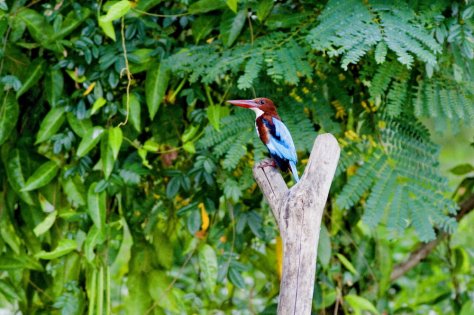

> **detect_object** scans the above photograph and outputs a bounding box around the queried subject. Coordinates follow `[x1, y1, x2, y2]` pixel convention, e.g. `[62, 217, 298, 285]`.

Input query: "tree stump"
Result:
[252, 133, 340, 315]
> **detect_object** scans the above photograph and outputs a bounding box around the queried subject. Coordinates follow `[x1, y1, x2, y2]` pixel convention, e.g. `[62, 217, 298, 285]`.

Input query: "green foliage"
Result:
[0, 0, 473, 314]
[307, 0, 442, 69]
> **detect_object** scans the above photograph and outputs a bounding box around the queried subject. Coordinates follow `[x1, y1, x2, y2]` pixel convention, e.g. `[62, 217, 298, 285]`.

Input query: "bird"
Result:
[227, 97, 299, 182]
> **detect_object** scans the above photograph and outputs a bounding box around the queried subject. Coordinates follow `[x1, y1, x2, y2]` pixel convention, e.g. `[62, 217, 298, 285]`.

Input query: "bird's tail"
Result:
[289, 161, 299, 183]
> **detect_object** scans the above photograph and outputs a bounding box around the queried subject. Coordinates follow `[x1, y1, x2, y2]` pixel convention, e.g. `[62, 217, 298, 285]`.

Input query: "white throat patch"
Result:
[250, 107, 264, 118]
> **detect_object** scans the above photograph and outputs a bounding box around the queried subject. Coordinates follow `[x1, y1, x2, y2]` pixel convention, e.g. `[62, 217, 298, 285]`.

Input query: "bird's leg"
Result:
[258, 159, 277, 169]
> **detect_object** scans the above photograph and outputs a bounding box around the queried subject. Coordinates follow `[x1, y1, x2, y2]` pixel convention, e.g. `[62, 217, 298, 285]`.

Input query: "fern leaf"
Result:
[237, 54, 263, 90]
[409, 197, 436, 242]
[336, 153, 387, 210]
[307, 0, 441, 69]
[363, 165, 396, 228]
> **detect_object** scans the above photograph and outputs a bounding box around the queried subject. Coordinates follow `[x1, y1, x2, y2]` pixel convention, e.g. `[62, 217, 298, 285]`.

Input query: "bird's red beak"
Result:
[226, 99, 257, 109]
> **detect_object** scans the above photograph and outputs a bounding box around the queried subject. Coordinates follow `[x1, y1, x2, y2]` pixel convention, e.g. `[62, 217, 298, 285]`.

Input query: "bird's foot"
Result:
[258, 160, 277, 169]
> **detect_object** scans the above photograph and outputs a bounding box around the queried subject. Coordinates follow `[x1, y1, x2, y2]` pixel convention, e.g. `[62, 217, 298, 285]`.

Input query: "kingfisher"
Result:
[227, 98, 299, 182]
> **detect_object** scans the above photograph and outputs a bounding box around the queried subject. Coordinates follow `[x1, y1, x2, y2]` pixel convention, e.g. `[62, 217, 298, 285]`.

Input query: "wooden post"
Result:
[253, 133, 340, 315]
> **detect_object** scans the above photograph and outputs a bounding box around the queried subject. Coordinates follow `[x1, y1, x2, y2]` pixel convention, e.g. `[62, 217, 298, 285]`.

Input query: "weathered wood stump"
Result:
[253, 133, 340, 315]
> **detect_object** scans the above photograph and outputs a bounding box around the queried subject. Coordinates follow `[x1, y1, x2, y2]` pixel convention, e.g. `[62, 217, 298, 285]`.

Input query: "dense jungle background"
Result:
[0, 0, 473, 314]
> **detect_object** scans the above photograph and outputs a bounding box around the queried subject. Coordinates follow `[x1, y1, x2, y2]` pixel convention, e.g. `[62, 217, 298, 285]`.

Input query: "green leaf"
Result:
[183, 141, 196, 153]
[345, 294, 380, 315]
[207, 105, 223, 130]
[84, 226, 103, 262]
[39, 193, 55, 213]
[101, 0, 132, 22]
[148, 271, 181, 312]
[51, 7, 91, 41]
[125, 273, 153, 314]
[0, 91, 19, 146]
[0, 279, 22, 302]
[33, 211, 57, 236]
[0, 254, 42, 270]
[187, 210, 201, 234]
[67, 113, 93, 138]
[4, 149, 35, 205]
[145, 62, 170, 120]
[44, 69, 64, 107]
[143, 139, 159, 152]
[192, 16, 218, 43]
[99, 19, 115, 41]
[35, 239, 77, 260]
[87, 182, 106, 235]
[257, 0, 274, 22]
[100, 134, 115, 179]
[374, 41, 387, 64]
[62, 176, 86, 207]
[98, 0, 131, 40]
[17, 9, 55, 49]
[166, 176, 181, 199]
[35, 107, 66, 144]
[153, 230, 174, 269]
[317, 225, 331, 268]
[127, 92, 141, 132]
[108, 127, 123, 160]
[189, 0, 226, 14]
[228, 267, 245, 289]
[76, 126, 104, 157]
[21, 161, 59, 192]
[220, 9, 246, 47]
[449, 163, 474, 175]
[0, 216, 22, 254]
[198, 244, 218, 295]
[91, 97, 107, 115]
[16, 59, 46, 98]
[460, 300, 474, 315]
[226, 0, 237, 13]
[336, 253, 358, 275]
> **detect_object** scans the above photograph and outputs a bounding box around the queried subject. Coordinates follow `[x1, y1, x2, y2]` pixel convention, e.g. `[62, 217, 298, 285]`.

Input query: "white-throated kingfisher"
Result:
[227, 98, 299, 182]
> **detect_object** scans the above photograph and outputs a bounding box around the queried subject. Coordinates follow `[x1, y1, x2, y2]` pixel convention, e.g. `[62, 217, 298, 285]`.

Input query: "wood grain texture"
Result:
[253, 133, 340, 315]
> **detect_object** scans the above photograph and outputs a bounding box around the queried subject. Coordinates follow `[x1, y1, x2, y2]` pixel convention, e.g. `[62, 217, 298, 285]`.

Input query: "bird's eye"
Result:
[259, 99, 265, 105]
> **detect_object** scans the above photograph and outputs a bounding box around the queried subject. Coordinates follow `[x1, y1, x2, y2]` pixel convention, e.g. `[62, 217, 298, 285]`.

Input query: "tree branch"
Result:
[390, 193, 474, 281]
[253, 133, 340, 315]
[252, 160, 288, 227]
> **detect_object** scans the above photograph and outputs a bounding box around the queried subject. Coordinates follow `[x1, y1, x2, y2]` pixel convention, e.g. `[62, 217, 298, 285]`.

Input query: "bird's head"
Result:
[226, 97, 278, 117]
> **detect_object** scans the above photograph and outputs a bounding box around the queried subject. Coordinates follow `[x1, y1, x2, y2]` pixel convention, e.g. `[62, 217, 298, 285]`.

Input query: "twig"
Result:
[118, 17, 131, 128]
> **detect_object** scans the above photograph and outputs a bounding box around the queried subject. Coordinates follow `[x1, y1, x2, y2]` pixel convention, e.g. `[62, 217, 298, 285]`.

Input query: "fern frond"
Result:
[386, 185, 409, 236]
[336, 152, 387, 210]
[265, 40, 312, 85]
[337, 115, 457, 241]
[363, 165, 396, 228]
[411, 78, 474, 132]
[307, 0, 441, 69]
[237, 54, 263, 90]
[409, 197, 436, 242]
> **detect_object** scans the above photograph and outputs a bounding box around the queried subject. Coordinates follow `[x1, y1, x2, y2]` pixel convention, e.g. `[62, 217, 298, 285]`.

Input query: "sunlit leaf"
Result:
[87, 182, 107, 235]
[108, 127, 123, 160]
[199, 244, 218, 294]
[21, 161, 59, 192]
[336, 253, 358, 275]
[35, 239, 77, 260]
[145, 62, 170, 120]
[76, 126, 104, 157]
[0, 92, 19, 146]
[35, 107, 66, 144]
[33, 211, 57, 236]
[345, 294, 380, 315]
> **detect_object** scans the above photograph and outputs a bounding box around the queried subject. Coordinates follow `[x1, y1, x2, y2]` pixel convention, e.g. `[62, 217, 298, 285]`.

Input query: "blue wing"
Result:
[264, 117, 298, 164]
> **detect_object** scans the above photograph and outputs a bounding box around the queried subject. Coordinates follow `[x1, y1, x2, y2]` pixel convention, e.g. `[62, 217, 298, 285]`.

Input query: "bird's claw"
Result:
[258, 160, 277, 169]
